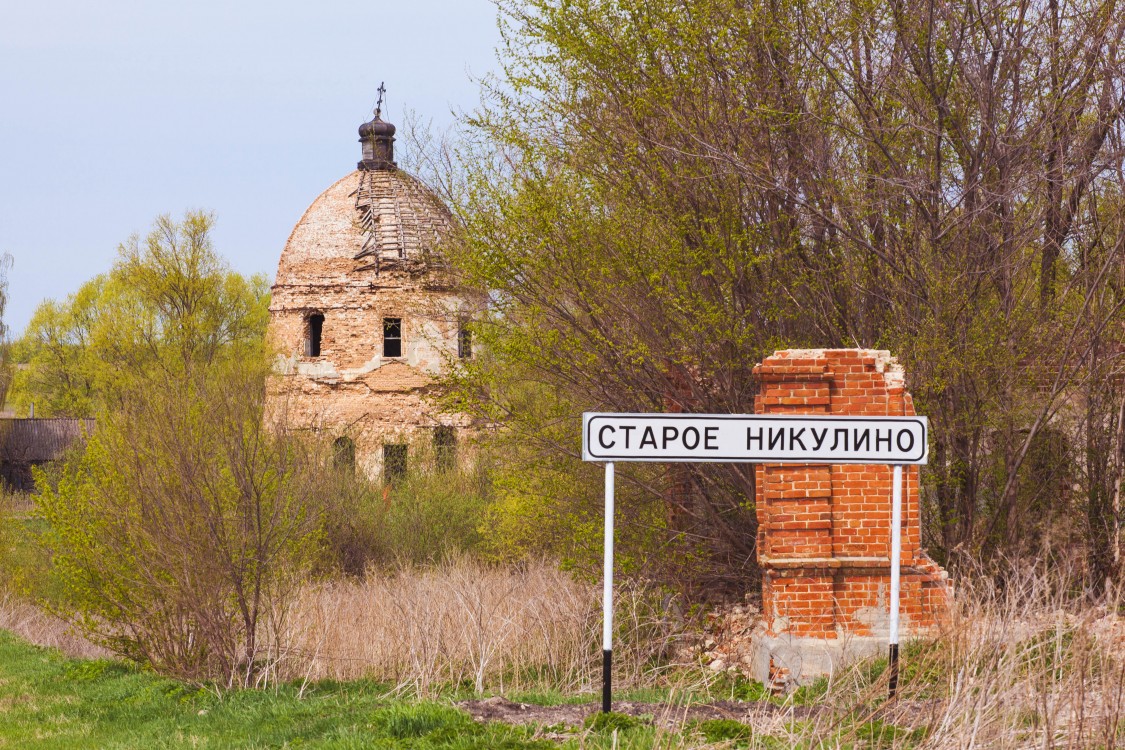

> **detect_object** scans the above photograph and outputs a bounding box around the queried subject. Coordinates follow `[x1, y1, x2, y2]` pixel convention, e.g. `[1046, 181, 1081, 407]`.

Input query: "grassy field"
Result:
[7, 488, 1125, 749]
[0, 628, 556, 749]
[1, 629, 835, 749]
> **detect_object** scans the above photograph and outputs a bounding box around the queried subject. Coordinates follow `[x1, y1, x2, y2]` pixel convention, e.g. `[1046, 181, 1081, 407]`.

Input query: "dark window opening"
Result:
[383, 318, 402, 358]
[305, 313, 324, 357]
[458, 324, 472, 359]
[383, 444, 407, 483]
[333, 436, 355, 474]
[434, 426, 457, 472]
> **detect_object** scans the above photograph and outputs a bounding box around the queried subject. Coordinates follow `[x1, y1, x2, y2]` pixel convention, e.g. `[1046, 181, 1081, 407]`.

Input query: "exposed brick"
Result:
[755, 349, 951, 638]
[265, 168, 480, 476]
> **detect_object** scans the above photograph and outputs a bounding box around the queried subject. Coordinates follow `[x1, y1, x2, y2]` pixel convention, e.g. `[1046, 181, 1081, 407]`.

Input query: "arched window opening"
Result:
[434, 426, 457, 472]
[333, 436, 355, 474]
[383, 318, 402, 358]
[304, 313, 324, 357]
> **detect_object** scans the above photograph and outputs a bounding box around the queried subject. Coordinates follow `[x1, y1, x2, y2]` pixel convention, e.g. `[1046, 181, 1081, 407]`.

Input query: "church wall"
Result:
[264, 118, 475, 481]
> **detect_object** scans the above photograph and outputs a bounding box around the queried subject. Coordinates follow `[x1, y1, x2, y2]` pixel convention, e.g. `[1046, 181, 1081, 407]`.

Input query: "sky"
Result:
[0, 0, 503, 338]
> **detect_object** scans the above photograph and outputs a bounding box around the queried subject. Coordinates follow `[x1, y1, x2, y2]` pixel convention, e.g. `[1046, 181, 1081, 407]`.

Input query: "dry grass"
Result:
[275, 556, 681, 695]
[0, 594, 109, 660]
[9, 535, 1125, 747]
[758, 560, 1125, 749]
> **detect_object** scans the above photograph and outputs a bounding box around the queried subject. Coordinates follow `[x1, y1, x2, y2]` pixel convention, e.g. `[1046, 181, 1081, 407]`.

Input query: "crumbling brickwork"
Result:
[753, 349, 950, 639]
[266, 132, 477, 476]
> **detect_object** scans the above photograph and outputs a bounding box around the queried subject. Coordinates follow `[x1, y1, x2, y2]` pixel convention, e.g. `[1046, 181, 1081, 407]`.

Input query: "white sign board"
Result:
[583, 410, 928, 708]
[583, 413, 928, 465]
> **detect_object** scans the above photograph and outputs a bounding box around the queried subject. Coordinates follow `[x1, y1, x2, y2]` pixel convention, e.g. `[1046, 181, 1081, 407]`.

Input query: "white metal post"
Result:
[888, 463, 903, 697]
[602, 461, 615, 712]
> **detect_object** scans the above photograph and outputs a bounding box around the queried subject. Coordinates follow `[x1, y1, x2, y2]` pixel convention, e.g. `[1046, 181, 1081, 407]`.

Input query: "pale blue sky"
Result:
[0, 0, 502, 337]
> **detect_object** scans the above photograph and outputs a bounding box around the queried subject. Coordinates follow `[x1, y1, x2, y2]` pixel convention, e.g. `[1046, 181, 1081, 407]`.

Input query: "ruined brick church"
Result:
[266, 99, 475, 478]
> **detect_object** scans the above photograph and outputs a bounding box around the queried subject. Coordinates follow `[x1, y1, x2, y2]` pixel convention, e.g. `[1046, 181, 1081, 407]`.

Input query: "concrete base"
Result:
[748, 630, 891, 686]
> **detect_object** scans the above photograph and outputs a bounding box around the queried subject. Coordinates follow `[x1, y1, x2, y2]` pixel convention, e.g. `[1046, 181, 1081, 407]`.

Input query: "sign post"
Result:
[602, 462, 615, 713]
[888, 463, 903, 695]
[583, 413, 927, 709]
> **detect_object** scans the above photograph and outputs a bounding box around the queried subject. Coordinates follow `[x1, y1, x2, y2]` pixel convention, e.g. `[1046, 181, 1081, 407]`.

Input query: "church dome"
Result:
[274, 92, 455, 292]
[265, 95, 475, 474]
[274, 166, 452, 290]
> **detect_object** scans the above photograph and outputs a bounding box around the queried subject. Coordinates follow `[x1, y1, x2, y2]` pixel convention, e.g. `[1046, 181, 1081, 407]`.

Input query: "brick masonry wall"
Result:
[753, 349, 950, 639]
[264, 169, 479, 476]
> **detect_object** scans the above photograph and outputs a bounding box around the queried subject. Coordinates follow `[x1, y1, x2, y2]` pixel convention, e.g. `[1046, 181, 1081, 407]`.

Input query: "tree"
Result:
[31, 213, 320, 686]
[0, 253, 12, 408]
[439, 0, 1125, 581]
[9, 212, 269, 417]
[37, 355, 323, 686]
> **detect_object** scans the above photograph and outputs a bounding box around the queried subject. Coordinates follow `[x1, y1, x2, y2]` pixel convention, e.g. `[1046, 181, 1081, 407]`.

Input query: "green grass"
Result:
[0, 629, 784, 749]
[0, 630, 554, 749]
[0, 626, 940, 749]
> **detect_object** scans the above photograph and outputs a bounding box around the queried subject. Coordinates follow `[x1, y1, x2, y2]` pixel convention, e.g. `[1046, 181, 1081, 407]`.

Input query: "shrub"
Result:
[317, 438, 492, 574]
[36, 357, 323, 687]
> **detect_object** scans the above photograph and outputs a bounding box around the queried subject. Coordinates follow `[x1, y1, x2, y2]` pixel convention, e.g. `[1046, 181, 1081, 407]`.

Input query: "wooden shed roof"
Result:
[0, 418, 95, 463]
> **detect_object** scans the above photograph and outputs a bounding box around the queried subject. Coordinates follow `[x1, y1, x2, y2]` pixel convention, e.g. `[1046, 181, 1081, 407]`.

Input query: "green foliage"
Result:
[435, 0, 1125, 576]
[0, 630, 556, 749]
[0, 490, 55, 600]
[317, 440, 493, 574]
[35, 354, 324, 685]
[8, 211, 269, 417]
[25, 213, 316, 686]
[473, 414, 675, 580]
[0, 489, 15, 593]
[584, 711, 645, 733]
[694, 718, 754, 745]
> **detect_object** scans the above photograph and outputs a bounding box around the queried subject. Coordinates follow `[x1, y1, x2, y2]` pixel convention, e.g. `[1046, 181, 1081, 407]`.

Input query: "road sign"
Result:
[583, 413, 928, 465]
[583, 412, 927, 710]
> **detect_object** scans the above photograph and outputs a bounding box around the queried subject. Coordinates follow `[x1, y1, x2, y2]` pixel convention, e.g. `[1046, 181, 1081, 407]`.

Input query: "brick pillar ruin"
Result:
[750, 349, 950, 680]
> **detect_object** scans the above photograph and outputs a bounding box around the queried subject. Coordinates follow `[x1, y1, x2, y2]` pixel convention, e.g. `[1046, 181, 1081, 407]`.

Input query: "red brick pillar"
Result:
[753, 350, 949, 640]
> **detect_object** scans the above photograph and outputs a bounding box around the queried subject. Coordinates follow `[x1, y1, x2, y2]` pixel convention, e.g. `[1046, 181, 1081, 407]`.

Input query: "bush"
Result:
[317, 439, 492, 575]
[36, 357, 323, 686]
[0, 487, 52, 598]
[0, 488, 15, 593]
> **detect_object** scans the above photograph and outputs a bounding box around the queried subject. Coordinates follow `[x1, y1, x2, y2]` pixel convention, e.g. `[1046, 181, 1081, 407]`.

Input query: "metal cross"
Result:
[375, 82, 386, 118]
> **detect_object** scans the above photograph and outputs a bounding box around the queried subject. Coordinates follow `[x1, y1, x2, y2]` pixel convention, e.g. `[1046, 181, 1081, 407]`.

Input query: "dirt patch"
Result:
[458, 695, 820, 732]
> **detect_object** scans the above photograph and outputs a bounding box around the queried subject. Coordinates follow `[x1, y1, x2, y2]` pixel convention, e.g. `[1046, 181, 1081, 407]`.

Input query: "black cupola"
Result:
[358, 83, 396, 171]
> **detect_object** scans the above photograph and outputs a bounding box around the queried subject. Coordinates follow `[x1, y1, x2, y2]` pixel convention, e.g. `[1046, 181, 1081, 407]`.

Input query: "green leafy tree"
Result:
[37, 355, 323, 686]
[28, 213, 323, 686]
[436, 0, 1125, 580]
[9, 212, 269, 417]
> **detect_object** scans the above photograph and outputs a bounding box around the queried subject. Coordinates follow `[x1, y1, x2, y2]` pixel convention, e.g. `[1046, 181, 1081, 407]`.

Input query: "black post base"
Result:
[888, 643, 900, 698]
[602, 649, 612, 713]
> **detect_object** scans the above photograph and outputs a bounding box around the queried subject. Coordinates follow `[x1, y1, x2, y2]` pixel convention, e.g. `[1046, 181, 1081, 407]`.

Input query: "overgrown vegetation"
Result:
[10, 214, 317, 687]
[4, 2, 1125, 746]
[420, 0, 1125, 587]
[317, 443, 493, 575]
[7, 559, 1125, 747]
[36, 359, 324, 687]
[8, 212, 269, 418]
